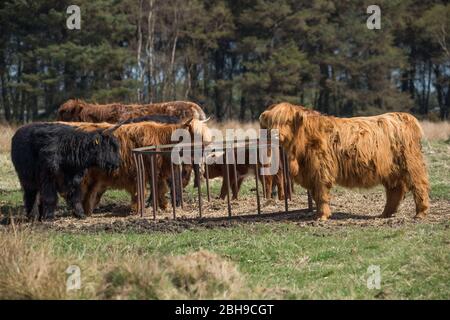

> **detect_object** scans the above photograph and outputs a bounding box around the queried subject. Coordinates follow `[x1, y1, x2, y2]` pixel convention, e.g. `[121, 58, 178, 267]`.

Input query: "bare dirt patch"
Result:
[3, 188, 449, 233]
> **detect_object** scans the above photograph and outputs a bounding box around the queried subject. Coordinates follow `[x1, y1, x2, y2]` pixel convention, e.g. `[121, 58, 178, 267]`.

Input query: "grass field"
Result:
[0, 122, 449, 300]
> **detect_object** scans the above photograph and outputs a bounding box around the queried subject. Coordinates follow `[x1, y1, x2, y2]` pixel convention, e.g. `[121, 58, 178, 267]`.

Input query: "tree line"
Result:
[0, 0, 449, 123]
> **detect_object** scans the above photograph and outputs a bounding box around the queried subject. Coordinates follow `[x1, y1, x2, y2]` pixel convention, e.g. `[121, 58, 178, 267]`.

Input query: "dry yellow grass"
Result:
[420, 120, 450, 141]
[0, 227, 252, 299]
[0, 123, 17, 153]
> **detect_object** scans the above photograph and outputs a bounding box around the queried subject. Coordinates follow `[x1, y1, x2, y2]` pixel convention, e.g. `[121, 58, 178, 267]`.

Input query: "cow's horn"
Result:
[200, 116, 211, 123]
[103, 119, 127, 134]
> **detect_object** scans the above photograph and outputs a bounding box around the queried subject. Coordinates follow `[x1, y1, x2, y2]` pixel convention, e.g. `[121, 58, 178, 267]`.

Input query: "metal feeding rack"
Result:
[132, 139, 313, 219]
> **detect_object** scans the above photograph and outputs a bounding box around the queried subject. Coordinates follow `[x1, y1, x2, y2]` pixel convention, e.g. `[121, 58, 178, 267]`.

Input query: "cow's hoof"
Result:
[74, 213, 86, 220]
[414, 213, 427, 220]
[316, 213, 330, 221]
[379, 212, 393, 219]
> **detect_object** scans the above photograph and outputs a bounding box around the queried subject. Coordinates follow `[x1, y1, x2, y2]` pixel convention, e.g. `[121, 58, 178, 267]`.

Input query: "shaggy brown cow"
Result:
[260, 102, 430, 221]
[60, 119, 211, 215]
[57, 99, 206, 122]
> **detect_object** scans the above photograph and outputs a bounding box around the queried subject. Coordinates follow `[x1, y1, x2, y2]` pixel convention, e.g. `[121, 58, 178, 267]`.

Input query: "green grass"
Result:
[43, 221, 450, 299]
[425, 140, 450, 199]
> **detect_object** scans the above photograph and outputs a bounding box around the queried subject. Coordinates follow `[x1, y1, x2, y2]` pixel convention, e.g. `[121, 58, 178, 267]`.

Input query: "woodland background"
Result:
[0, 0, 449, 122]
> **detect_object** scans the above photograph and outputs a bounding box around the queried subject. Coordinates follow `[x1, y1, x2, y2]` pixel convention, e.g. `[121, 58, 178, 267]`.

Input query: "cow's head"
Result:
[259, 103, 319, 148]
[57, 99, 85, 121]
[89, 127, 122, 171]
[181, 117, 212, 146]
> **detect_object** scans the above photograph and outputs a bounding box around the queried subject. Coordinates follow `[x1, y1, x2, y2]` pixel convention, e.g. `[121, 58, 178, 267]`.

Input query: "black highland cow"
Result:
[11, 123, 121, 220]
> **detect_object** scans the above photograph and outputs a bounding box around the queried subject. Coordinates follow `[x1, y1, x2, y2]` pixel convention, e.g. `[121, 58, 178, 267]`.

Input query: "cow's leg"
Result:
[311, 185, 332, 221]
[403, 153, 430, 219]
[94, 188, 106, 209]
[39, 174, 58, 220]
[157, 178, 169, 210]
[83, 182, 104, 216]
[193, 167, 199, 188]
[219, 178, 228, 200]
[64, 172, 86, 219]
[276, 172, 285, 200]
[23, 187, 38, 219]
[381, 183, 407, 218]
[263, 175, 273, 198]
[232, 176, 244, 200]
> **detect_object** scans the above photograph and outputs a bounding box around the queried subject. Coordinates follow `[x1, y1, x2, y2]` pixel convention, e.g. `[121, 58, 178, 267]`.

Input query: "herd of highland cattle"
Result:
[10, 99, 430, 221]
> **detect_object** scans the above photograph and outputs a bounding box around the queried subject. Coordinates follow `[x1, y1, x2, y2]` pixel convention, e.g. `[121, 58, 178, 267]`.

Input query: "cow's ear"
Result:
[93, 133, 101, 146]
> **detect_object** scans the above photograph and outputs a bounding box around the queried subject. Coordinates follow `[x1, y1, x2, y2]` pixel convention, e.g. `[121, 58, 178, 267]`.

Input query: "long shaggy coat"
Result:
[260, 102, 430, 220]
[61, 119, 211, 215]
[11, 123, 121, 220]
[57, 99, 207, 122]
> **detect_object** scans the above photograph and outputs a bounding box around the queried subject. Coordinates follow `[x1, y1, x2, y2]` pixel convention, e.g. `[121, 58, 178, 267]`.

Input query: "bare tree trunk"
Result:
[185, 62, 191, 99]
[169, 5, 179, 100]
[146, 0, 155, 103]
[136, 0, 144, 102]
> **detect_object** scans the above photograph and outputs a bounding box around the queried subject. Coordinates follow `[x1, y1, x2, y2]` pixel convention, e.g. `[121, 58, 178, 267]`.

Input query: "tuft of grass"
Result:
[0, 227, 71, 299]
[100, 250, 246, 299]
[0, 227, 253, 300]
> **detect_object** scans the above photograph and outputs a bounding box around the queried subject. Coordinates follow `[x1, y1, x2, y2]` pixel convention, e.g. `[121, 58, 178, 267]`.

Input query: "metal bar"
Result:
[170, 161, 176, 219]
[232, 142, 238, 199]
[194, 164, 203, 218]
[205, 156, 211, 202]
[150, 154, 157, 220]
[138, 154, 146, 217]
[255, 145, 261, 215]
[224, 150, 232, 217]
[178, 164, 184, 209]
[154, 152, 159, 211]
[284, 151, 292, 200]
[259, 140, 266, 198]
[132, 153, 142, 216]
[281, 147, 289, 213]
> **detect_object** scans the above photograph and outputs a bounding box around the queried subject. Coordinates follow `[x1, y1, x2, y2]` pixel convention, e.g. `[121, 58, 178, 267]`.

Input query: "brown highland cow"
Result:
[57, 99, 207, 123]
[60, 119, 211, 215]
[259, 102, 430, 221]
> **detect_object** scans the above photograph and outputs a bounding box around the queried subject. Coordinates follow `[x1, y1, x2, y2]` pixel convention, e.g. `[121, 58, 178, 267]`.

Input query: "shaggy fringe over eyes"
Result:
[190, 119, 212, 144]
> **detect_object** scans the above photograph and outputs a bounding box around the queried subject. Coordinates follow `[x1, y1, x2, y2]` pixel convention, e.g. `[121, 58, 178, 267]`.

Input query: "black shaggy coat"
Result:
[11, 123, 121, 220]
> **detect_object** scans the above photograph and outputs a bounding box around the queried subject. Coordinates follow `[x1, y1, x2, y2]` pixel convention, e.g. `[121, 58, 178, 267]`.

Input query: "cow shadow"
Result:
[174, 208, 374, 225]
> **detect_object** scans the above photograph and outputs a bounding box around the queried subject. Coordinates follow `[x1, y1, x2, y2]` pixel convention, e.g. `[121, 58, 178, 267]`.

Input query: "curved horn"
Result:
[200, 116, 211, 123]
[103, 119, 127, 134]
